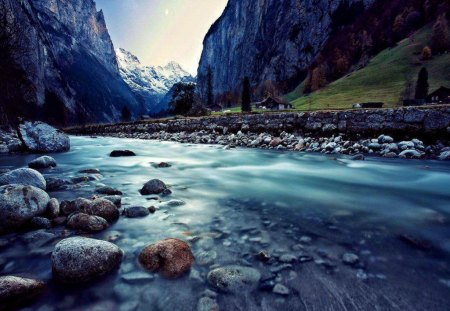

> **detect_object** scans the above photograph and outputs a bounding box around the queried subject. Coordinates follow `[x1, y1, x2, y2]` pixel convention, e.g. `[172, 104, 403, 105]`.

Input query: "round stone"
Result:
[52, 237, 123, 284]
[207, 265, 261, 293]
[0, 168, 46, 190]
[140, 179, 168, 195]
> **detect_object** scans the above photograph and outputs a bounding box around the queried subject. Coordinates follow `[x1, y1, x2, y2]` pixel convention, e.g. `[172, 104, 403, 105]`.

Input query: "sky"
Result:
[95, 0, 228, 75]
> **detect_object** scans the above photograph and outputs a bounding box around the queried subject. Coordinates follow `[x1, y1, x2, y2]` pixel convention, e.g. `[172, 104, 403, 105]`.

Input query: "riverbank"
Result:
[66, 106, 450, 160]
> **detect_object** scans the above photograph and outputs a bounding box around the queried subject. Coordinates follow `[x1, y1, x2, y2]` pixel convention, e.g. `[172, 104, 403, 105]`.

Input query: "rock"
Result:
[0, 276, 45, 310]
[52, 237, 123, 283]
[368, 142, 381, 150]
[67, 213, 109, 233]
[197, 297, 219, 311]
[45, 177, 71, 191]
[439, 151, 450, 160]
[79, 168, 101, 174]
[19, 121, 70, 153]
[0, 168, 46, 190]
[273, 283, 290, 296]
[140, 179, 168, 195]
[28, 156, 57, 169]
[383, 152, 397, 158]
[148, 206, 157, 214]
[256, 250, 271, 262]
[123, 206, 150, 218]
[95, 186, 123, 195]
[157, 162, 171, 168]
[207, 265, 261, 293]
[0, 185, 50, 233]
[60, 198, 91, 215]
[378, 135, 394, 144]
[110, 150, 136, 157]
[342, 253, 359, 265]
[71, 176, 90, 184]
[269, 137, 282, 147]
[156, 200, 186, 209]
[138, 238, 194, 278]
[101, 195, 122, 207]
[350, 154, 365, 161]
[30, 217, 52, 229]
[46, 198, 60, 218]
[86, 198, 120, 222]
[399, 149, 422, 158]
[279, 254, 297, 263]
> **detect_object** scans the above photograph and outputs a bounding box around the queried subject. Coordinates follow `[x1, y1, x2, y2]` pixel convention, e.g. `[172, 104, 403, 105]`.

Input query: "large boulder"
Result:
[0, 276, 45, 310]
[19, 121, 70, 153]
[0, 168, 46, 190]
[67, 213, 109, 233]
[138, 238, 194, 278]
[207, 266, 261, 293]
[52, 237, 123, 284]
[140, 179, 168, 195]
[28, 156, 57, 169]
[0, 184, 50, 233]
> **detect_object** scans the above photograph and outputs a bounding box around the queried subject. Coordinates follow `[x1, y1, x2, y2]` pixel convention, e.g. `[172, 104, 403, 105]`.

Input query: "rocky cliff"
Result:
[1, 0, 139, 124]
[197, 0, 375, 104]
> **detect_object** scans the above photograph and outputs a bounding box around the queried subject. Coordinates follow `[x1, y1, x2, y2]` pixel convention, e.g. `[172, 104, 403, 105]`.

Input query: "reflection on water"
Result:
[1, 136, 450, 310]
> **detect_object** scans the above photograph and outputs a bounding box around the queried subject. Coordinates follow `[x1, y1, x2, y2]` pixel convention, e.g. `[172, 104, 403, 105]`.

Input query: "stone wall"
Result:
[67, 106, 450, 141]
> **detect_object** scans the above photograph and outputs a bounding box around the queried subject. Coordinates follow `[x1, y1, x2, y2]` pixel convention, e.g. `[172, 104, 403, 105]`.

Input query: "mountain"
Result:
[0, 0, 140, 124]
[116, 48, 195, 112]
[197, 0, 376, 105]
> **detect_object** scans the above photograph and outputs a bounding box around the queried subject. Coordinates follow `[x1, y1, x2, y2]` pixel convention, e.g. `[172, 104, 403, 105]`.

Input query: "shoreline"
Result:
[70, 131, 450, 161]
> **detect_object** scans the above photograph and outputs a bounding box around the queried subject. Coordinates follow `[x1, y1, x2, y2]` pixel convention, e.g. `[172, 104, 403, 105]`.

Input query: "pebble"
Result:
[342, 253, 360, 265]
[273, 283, 290, 296]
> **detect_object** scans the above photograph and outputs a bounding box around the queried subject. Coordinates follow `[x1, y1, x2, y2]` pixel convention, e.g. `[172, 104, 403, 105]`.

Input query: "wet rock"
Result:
[67, 213, 109, 233]
[256, 250, 271, 262]
[30, 217, 52, 229]
[197, 297, 219, 311]
[60, 198, 91, 215]
[79, 168, 101, 174]
[95, 186, 123, 195]
[378, 135, 394, 144]
[298, 235, 312, 244]
[439, 151, 450, 160]
[342, 253, 360, 265]
[123, 206, 150, 218]
[273, 283, 290, 296]
[0, 276, 45, 310]
[383, 152, 398, 158]
[157, 162, 171, 168]
[22, 230, 56, 247]
[156, 199, 186, 209]
[110, 150, 136, 157]
[28, 156, 57, 169]
[101, 195, 122, 207]
[196, 250, 217, 266]
[52, 237, 123, 283]
[138, 238, 194, 278]
[350, 154, 365, 161]
[0, 185, 50, 233]
[70, 176, 90, 184]
[207, 265, 261, 293]
[19, 121, 70, 153]
[140, 179, 168, 195]
[86, 198, 120, 222]
[399, 149, 422, 158]
[45, 177, 71, 192]
[269, 137, 282, 147]
[279, 254, 297, 263]
[148, 206, 157, 213]
[46, 198, 60, 219]
[0, 168, 46, 190]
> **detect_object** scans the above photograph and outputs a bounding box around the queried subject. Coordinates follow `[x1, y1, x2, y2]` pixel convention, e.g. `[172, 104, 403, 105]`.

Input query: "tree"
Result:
[431, 14, 450, 53]
[415, 67, 429, 100]
[169, 83, 196, 116]
[241, 77, 251, 112]
[206, 66, 214, 107]
[421, 46, 432, 60]
[121, 106, 131, 122]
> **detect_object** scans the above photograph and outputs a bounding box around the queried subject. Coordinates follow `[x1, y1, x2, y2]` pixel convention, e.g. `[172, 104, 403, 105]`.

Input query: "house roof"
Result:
[428, 86, 450, 97]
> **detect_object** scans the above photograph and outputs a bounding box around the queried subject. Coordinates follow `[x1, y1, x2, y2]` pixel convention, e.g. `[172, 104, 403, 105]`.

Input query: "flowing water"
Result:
[1, 136, 450, 310]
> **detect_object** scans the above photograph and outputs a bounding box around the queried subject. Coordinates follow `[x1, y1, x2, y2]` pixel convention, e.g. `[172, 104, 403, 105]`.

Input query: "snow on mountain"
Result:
[116, 48, 195, 111]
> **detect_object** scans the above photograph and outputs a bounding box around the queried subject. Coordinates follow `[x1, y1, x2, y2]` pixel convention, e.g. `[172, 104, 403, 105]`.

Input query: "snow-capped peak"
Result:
[116, 48, 194, 96]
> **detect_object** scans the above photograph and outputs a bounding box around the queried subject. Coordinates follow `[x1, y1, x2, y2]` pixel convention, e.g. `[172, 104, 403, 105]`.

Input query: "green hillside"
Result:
[288, 26, 450, 110]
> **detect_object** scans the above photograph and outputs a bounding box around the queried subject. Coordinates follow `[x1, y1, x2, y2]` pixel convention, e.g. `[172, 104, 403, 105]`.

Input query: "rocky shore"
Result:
[67, 106, 450, 160]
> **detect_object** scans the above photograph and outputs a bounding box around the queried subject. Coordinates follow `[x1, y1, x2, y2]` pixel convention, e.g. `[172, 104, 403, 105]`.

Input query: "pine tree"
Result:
[415, 67, 429, 100]
[431, 14, 450, 53]
[241, 77, 252, 113]
[121, 106, 131, 122]
[206, 66, 214, 107]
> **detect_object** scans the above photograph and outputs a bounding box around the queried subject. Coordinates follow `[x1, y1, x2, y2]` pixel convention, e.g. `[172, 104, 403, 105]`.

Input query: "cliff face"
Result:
[2, 0, 139, 123]
[197, 0, 375, 104]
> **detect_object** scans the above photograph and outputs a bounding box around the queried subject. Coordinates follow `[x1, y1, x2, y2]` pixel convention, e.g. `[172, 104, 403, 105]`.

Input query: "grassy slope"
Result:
[289, 26, 450, 110]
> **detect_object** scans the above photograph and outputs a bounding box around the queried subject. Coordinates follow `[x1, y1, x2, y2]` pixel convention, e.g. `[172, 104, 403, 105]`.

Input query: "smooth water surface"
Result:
[1, 136, 450, 310]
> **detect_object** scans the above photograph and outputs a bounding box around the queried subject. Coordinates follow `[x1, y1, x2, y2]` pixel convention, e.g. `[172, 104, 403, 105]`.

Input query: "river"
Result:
[1, 136, 450, 310]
